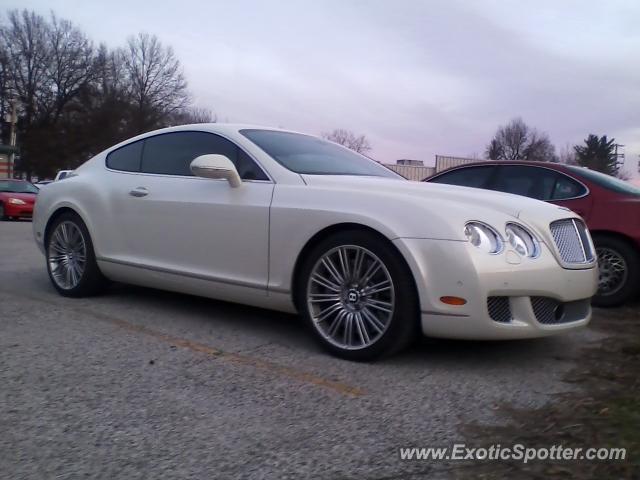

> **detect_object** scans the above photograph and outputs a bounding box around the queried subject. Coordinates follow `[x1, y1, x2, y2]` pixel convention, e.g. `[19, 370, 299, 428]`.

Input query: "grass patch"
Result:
[456, 301, 640, 479]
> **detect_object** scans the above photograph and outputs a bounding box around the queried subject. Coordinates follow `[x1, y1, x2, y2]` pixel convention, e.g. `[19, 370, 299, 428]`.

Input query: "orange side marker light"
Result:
[440, 296, 467, 306]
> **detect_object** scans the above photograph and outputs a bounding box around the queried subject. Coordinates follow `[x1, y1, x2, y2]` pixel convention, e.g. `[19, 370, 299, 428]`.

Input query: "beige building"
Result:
[383, 155, 478, 181]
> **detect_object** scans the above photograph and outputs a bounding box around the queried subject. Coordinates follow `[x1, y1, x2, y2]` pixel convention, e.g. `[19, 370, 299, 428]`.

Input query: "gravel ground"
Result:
[0, 221, 605, 479]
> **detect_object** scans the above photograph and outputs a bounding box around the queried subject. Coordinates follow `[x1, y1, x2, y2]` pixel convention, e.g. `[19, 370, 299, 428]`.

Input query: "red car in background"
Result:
[0, 179, 39, 220]
[425, 161, 640, 307]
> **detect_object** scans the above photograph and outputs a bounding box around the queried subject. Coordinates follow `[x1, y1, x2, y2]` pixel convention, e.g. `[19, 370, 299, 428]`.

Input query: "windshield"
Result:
[0, 180, 39, 194]
[566, 166, 640, 197]
[241, 129, 401, 178]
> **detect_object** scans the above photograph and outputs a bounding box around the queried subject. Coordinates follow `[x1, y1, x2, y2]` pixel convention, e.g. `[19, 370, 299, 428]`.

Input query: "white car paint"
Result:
[33, 124, 598, 341]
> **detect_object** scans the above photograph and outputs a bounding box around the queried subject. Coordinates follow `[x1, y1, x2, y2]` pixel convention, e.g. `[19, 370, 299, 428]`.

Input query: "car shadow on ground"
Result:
[102, 282, 590, 369]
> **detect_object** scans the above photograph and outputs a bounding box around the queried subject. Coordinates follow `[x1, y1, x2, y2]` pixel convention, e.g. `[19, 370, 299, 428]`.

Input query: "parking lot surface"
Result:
[1, 221, 603, 479]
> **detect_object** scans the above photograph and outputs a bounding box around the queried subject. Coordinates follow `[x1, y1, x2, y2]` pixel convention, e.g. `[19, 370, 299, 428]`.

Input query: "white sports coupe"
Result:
[33, 124, 598, 360]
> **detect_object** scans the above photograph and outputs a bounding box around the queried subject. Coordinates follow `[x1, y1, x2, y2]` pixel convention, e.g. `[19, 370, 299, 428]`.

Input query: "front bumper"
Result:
[393, 237, 598, 340]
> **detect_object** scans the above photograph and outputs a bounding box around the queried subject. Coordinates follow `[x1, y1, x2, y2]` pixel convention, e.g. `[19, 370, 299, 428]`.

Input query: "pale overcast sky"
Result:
[7, 0, 640, 171]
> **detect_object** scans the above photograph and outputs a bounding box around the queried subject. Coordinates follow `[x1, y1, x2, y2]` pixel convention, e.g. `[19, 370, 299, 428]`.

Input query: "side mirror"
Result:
[190, 154, 242, 188]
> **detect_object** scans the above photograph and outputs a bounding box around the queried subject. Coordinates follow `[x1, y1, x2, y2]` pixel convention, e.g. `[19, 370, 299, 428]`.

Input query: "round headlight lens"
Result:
[464, 222, 503, 254]
[505, 223, 540, 258]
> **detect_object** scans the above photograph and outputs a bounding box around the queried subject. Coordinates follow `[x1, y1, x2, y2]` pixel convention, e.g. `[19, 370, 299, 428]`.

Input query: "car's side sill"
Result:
[422, 310, 470, 318]
[97, 256, 267, 291]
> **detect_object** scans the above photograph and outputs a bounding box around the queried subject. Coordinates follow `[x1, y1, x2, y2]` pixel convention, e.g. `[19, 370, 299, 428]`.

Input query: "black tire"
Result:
[0, 203, 6, 220]
[46, 212, 107, 297]
[297, 230, 419, 361]
[592, 235, 640, 308]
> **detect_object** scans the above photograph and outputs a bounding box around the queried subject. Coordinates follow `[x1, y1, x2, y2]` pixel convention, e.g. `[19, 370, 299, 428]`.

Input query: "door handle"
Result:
[129, 187, 149, 197]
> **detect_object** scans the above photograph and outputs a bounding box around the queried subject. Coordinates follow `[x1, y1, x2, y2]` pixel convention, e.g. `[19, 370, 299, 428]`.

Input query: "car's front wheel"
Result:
[592, 235, 639, 307]
[46, 212, 106, 297]
[298, 230, 418, 361]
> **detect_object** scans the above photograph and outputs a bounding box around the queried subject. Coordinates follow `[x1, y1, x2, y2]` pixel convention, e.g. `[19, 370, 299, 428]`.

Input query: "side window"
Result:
[493, 166, 558, 201]
[552, 174, 587, 200]
[140, 131, 268, 180]
[106, 141, 144, 172]
[429, 166, 496, 188]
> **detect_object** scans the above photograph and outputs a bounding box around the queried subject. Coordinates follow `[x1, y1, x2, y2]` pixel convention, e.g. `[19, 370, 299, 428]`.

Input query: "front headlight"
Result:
[505, 223, 540, 258]
[8, 198, 26, 205]
[464, 222, 503, 254]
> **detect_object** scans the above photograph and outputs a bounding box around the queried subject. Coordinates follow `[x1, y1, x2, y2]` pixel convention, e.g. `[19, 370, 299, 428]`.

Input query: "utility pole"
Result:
[7, 99, 17, 178]
[613, 143, 625, 170]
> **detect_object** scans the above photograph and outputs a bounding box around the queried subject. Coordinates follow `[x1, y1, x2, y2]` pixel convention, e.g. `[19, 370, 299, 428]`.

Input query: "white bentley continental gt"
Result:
[33, 124, 599, 360]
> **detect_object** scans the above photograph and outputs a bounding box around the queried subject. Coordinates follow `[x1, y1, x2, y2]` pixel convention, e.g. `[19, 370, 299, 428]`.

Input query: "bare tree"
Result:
[170, 106, 217, 125]
[486, 138, 503, 160]
[524, 129, 557, 162]
[52, 44, 130, 168]
[0, 44, 10, 138]
[322, 128, 372, 154]
[46, 14, 95, 121]
[0, 10, 51, 127]
[0, 10, 208, 177]
[0, 10, 55, 176]
[121, 33, 188, 133]
[558, 143, 577, 165]
[485, 118, 556, 162]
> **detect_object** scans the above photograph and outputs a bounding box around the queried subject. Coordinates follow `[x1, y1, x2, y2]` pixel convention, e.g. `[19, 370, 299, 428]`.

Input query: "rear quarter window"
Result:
[552, 174, 587, 200]
[106, 141, 144, 172]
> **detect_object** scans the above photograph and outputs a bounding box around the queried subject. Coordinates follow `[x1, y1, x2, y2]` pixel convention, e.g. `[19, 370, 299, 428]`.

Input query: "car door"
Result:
[110, 130, 274, 291]
[490, 165, 593, 219]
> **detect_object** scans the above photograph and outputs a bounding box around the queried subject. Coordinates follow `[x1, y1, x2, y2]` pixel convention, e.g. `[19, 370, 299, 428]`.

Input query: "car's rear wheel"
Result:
[592, 235, 639, 307]
[46, 212, 106, 297]
[298, 230, 418, 361]
[0, 203, 6, 220]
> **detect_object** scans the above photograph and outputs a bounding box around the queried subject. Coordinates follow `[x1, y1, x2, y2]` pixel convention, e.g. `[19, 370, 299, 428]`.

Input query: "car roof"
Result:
[101, 123, 311, 157]
[426, 160, 576, 180]
[438, 160, 573, 170]
[134, 123, 303, 138]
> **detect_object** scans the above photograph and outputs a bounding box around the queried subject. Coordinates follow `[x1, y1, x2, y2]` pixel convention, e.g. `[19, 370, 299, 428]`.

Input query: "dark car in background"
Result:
[425, 161, 640, 307]
[0, 179, 39, 221]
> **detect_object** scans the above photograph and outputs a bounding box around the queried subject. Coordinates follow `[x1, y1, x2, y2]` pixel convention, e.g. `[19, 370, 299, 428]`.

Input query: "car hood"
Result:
[0, 192, 37, 203]
[302, 175, 553, 218]
[300, 175, 579, 242]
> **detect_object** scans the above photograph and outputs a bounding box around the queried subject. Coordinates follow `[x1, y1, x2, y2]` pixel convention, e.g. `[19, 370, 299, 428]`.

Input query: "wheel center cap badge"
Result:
[347, 290, 359, 303]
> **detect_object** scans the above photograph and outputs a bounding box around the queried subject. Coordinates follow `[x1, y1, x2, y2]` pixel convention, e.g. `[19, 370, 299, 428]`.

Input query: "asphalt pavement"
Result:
[0, 220, 603, 479]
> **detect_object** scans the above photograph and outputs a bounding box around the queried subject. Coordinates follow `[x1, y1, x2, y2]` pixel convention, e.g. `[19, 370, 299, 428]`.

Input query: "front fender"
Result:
[267, 184, 491, 295]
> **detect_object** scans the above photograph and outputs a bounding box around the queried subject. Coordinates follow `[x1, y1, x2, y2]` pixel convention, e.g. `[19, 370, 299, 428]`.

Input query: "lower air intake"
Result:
[487, 296, 511, 323]
[531, 297, 591, 325]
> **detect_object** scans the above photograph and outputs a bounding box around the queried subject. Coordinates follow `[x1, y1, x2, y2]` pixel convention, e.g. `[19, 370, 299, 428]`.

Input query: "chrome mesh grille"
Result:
[531, 297, 562, 324]
[531, 297, 591, 325]
[487, 296, 511, 323]
[550, 219, 594, 264]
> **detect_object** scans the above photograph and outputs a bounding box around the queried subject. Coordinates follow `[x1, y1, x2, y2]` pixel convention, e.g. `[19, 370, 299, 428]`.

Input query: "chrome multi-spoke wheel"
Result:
[306, 245, 395, 350]
[596, 246, 628, 296]
[48, 221, 87, 290]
